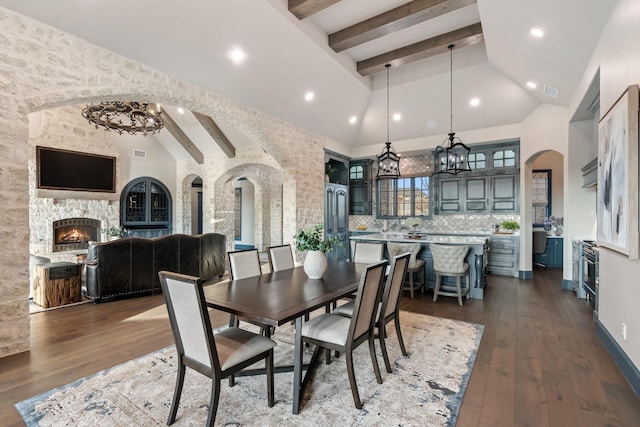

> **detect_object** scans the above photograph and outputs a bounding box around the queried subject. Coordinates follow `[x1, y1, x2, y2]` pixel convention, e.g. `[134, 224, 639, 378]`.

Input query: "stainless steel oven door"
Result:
[582, 255, 596, 298]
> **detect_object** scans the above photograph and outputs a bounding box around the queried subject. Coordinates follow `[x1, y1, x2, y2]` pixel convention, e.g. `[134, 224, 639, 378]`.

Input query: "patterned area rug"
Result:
[16, 311, 483, 426]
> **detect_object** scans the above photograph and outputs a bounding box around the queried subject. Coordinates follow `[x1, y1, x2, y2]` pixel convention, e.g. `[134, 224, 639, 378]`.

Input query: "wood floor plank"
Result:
[2, 269, 640, 427]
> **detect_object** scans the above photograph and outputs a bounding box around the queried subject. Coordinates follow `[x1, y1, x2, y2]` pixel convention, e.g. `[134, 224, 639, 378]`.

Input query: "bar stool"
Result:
[387, 242, 425, 298]
[430, 243, 470, 306]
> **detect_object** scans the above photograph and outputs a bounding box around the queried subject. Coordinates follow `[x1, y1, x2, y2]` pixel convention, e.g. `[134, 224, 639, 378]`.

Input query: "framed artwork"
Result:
[597, 84, 639, 259]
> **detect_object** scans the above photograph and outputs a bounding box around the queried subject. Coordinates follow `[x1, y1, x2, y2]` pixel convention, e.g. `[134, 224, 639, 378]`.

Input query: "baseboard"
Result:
[234, 244, 255, 250]
[561, 279, 573, 290]
[596, 320, 640, 398]
[520, 270, 533, 279]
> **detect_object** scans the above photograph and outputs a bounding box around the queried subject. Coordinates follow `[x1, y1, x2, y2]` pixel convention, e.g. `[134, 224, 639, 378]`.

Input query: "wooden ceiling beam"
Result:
[288, 0, 342, 20]
[193, 112, 236, 159]
[161, 110, 204, 164]
[356, 22, 483, 76]
[330, 0, 476, 52]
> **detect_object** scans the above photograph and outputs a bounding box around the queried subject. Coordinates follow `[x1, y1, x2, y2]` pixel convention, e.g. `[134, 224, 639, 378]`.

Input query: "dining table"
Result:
[203, 260, 366, 414]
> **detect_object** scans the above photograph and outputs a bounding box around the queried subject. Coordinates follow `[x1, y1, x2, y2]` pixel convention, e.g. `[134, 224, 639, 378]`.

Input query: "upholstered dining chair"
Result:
[333, 252, 411, 373]
[158, 271, 276, 427]
[300, 259, 388, 409]
[430, 243, 470, 306]
[267, 244, 295, 272]
[227, 248, 262, 280]
[227, 248, 269, 337]
[386, 242, 425, 298]
[352, 241, 385, 264]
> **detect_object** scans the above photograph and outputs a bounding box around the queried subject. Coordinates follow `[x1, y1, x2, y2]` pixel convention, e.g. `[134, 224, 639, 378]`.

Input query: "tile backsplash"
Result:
[349, 214, 520, 234]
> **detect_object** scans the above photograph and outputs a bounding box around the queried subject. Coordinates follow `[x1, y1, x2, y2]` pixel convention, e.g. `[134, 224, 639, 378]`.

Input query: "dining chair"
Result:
[430, 243, 470, 306]
[386, 242, 425, 298]
[533, 230, 548, 269]
[228, 248, 262, 280]
[352, 241, 385, 264]
[300, 259, 388, 409]
[333, 252, 411, 373]
[267, 244, 295, 272]
[227, 248, 269, 337]
[158, 271, 276, 427]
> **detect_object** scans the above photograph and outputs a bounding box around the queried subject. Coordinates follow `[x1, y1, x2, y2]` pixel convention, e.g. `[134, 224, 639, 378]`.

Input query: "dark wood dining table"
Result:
[203, 260, 365, 414]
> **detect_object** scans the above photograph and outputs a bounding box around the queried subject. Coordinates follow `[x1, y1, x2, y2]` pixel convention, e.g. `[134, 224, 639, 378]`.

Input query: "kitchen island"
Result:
[350, 232, 489, 300]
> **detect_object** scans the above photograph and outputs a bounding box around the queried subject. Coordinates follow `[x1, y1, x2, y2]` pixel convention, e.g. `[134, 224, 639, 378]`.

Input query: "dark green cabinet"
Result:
[325, 183, 349, 261]
[349, 160, 372, 215]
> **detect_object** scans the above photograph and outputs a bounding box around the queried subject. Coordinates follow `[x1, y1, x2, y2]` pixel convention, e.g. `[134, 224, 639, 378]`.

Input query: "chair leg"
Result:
[206, 378, 221, 427]
[378, 323, 392, 373]
[167, 361, 186, 425]
[433, 273, 440, 302]
[456, 275, 463, 306]
[346, 351, 363, 409]
[266, 350, 275, 407]
[368, 336, 383, 384]
[394, 313, 408, 356]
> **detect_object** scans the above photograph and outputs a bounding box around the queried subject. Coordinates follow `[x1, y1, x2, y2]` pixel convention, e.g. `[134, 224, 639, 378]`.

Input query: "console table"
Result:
[33, 262, 81, 308]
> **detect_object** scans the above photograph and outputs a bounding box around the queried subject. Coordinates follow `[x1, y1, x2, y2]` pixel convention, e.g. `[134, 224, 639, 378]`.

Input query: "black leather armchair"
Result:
[85, 233, 226, 302]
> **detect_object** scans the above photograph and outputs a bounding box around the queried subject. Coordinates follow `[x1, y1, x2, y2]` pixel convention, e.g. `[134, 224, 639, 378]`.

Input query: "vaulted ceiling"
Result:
[0, 0, 616, 161]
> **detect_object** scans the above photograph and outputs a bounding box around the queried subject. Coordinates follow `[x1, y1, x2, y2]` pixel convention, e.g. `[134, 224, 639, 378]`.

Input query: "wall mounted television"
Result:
[37, 146, 116, 193]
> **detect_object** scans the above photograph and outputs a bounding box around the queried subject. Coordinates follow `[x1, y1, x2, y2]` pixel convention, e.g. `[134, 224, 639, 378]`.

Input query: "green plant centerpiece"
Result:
[294, 224, 340, 279]
[102, 225, 124, 240]
[500, 220, 520, 233]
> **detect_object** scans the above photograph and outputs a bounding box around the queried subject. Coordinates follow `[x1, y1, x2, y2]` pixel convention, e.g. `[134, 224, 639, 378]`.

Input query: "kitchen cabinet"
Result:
[325, 183, 349, 261]
[534, 236, 563, 268]
[487, 236, 519, 277]
[437, 178, 462, 212]
[464, 176, 488, 211]
[490, 174, 519, 213]
[349, 160, 372, 215]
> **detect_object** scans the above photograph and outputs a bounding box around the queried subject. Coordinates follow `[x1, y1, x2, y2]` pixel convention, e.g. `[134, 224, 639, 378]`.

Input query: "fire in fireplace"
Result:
[52, 218, 101, 252]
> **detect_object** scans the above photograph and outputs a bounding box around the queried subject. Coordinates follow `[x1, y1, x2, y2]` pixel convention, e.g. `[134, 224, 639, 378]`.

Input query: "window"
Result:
[467, 152, 486, 170]
[532, 169, 551, 225]
[493, 149, 516, 168]
[377, 176, 430, 218]
[349, 165, 364, 180]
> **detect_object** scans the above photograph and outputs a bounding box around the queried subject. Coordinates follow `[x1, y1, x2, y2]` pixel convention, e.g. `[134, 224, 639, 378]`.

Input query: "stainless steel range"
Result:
[581, 239, 599, 319]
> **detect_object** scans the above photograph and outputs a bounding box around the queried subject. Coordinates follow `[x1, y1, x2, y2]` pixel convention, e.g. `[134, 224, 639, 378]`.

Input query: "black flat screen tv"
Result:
[37, 146, 116, 193]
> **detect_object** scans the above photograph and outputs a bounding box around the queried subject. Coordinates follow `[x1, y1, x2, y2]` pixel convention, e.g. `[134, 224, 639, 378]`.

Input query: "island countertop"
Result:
[349, 232, 488, 245]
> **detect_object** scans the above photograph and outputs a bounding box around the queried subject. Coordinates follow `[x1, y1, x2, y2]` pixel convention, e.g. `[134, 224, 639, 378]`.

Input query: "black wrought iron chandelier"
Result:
[81, 101, 164, 136]
[434, 44, 471, 175]
[377, 64, 401, 179]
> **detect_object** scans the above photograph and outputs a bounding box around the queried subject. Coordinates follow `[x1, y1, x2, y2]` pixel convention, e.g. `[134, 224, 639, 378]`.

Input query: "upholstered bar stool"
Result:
[387, 242, 425, 298]
[430, 243, 470, 306]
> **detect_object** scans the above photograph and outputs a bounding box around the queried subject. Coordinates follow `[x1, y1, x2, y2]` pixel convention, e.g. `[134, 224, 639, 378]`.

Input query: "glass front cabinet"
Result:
[121, 177, 172, 237]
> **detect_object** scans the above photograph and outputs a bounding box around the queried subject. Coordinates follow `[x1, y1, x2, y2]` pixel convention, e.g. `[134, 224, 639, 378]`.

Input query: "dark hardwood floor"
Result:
[1, 269, 639, 426]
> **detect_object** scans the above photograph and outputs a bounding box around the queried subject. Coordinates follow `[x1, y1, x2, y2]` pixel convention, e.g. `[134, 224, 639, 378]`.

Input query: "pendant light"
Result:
[377, 64, 401, 179]
[434, 44, 471, 175]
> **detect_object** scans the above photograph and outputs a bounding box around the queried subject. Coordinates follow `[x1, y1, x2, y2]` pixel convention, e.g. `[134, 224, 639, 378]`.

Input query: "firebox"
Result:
[52, 218, 101, 252]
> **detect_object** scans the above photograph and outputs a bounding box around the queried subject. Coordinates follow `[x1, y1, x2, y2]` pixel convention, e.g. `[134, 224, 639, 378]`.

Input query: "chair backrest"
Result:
[380, 252, 411, 320]
[533, 230, 547, 254]
[228, 249, 261, 280]
[349, 260, 388, 341]
[430, 243, 469, 273]
[268, 244, 295, 272]
[387, 242, 421, 268]
[158, 271, 218, 372]
[353, 242, 385, 264]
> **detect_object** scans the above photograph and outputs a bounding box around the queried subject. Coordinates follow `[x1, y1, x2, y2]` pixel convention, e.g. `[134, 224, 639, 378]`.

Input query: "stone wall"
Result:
[0, 8, 324, 358]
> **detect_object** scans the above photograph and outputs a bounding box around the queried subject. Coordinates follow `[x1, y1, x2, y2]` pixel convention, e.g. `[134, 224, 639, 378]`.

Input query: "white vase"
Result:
[303, 250, 328, 279]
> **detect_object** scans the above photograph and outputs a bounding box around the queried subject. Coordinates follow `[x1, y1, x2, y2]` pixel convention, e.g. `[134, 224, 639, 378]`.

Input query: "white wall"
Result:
[571, 0, 640, 373]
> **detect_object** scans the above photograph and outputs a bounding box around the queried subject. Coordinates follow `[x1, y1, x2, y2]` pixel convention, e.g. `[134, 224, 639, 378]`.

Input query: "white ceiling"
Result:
[0, 0, 616, 160]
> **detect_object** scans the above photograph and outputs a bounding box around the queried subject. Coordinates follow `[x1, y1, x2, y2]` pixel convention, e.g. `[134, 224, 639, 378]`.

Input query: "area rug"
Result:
[16, 311, 483, 426]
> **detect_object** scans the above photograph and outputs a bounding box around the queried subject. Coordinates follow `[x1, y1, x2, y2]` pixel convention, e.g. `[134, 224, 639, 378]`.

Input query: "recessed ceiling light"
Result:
[177, 107, 185, 114]
[530, 28, 544, 38]
[304, 92, 315, 102]
[393, 113, 402, 121]
[526, 81, 537, 89]
[228, 47, 247, 64]
[469, 98, 480, 107]
[349, 116, 357, 124]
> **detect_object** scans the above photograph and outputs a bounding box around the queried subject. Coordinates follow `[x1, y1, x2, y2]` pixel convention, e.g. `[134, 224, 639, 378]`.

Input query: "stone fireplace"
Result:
[52, 218, 101, 252]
